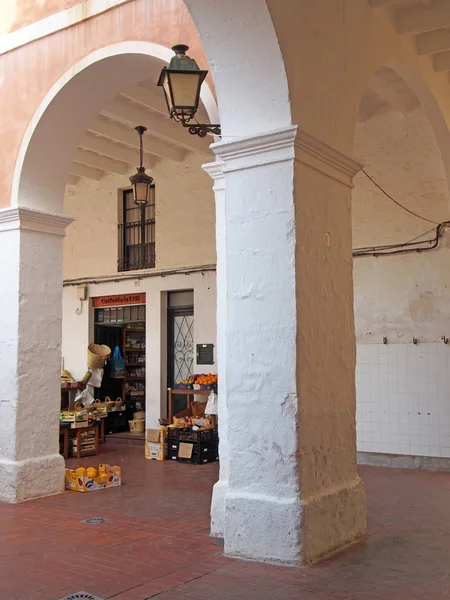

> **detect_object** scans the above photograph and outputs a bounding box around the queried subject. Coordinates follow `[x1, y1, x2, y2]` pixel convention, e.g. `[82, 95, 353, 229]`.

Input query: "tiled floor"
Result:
[1, 443, 450, 600]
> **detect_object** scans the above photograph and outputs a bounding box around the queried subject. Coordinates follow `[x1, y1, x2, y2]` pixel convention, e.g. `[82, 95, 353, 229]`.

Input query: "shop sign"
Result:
[92, 293, 146, 308]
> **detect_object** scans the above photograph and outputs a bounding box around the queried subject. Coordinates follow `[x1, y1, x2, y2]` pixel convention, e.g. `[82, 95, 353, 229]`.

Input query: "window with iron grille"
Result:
[118, 187, 155, 271]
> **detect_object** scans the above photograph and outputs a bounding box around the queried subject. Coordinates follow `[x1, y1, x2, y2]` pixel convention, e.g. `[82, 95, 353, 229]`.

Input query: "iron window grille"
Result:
[118, 187, 155, 272]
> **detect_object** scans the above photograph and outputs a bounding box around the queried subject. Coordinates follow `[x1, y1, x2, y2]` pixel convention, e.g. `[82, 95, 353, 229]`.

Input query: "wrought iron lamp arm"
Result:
[182, 122, 221, 138]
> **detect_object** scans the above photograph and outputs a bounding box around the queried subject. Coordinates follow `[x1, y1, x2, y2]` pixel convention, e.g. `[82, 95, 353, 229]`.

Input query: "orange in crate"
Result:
[65, 464, 121, 492]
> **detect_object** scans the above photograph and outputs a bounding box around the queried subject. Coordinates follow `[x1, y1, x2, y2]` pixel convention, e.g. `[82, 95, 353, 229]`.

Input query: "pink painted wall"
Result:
[4, 0, 83, 33]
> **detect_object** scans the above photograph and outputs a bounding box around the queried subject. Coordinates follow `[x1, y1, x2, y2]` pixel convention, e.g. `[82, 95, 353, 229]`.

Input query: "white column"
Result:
[206, 126, 366, 565]
[202, 161, 228, 536]
[0, 207, 73, 502]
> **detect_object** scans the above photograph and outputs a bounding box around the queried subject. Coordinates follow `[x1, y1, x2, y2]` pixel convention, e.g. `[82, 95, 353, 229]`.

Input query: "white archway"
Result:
[12, 41, 218, 213]
[183, 0, 292, 139]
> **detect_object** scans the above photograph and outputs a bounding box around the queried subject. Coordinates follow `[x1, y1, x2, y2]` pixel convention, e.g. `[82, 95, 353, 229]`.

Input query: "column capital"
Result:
[0, 207, 74, 236]
[211, 125, 362, 188]
[294, 129, 362, 188]
[202, 160, 225, 192]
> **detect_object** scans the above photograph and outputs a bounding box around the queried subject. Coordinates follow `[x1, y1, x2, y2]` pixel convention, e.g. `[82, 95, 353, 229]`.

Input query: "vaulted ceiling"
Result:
[66, 78, 213, 186]
[370, 1, 450, 68]
[67, 1, 450, 185]
[361, 2, 450, 124]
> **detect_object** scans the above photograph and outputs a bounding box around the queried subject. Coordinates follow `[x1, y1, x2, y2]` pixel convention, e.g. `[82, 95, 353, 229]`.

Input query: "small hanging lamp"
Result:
[129, 126, 153, 206]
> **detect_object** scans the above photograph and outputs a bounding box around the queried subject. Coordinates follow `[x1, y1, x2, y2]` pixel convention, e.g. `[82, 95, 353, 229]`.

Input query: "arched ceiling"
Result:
[66, 74, 212, 186]
[369, 1, 450, 69]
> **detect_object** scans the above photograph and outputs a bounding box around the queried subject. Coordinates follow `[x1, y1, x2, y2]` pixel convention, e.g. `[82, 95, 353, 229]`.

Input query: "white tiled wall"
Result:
[356, 343, 450, 458]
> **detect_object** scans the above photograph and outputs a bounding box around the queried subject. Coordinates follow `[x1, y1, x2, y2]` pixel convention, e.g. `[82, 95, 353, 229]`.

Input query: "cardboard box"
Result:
[65, 464, 121, 493]
[145, 428, 168, 460]
[146, 428, 166, 443]
[145, 441, 168, 460]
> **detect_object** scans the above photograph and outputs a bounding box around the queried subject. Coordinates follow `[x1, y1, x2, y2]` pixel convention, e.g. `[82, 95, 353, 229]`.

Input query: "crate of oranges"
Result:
[194, 373, 218, 390]
[65, 464, 121, 492]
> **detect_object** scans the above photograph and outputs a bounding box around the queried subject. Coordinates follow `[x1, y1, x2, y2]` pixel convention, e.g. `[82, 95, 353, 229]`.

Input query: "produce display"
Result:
[175, 373, 218, 389]
[195, 374, 218, 386]
[65, 464, 121, 492]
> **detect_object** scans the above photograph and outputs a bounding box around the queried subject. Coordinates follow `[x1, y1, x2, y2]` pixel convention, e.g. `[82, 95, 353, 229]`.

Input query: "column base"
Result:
[222, 477, 366, 566]
[210, 479, 228, 537]
[224, 491, 302, 566]
[301, 476, 367, 564]
[0, 453, 65, 503]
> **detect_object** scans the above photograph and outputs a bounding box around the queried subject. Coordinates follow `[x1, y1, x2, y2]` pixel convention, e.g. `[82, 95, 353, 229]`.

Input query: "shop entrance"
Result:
[93, 294, 146, 438]
[167, 290, 194, 416]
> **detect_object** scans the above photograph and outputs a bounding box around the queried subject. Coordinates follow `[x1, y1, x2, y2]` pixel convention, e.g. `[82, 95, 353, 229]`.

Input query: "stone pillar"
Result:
[0, 207, 73, 503]
[207, 126, 366, 565]
[203, 161, 228, 537]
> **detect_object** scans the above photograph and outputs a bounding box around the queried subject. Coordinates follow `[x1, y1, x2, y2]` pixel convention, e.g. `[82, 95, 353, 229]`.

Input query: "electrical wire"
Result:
[362, 169, 439, 225]
[353, 221, 450, 258]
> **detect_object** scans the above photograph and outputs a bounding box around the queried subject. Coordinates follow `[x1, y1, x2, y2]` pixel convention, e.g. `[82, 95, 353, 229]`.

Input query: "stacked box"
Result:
[145, 427, 168, 460]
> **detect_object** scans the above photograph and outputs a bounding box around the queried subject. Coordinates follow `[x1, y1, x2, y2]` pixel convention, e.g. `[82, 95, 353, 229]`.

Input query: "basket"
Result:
[87, 343, 111, 369]
[133, 411, 145, 421]
[103, 396, 116, 408]
[129, 419, 145, 433]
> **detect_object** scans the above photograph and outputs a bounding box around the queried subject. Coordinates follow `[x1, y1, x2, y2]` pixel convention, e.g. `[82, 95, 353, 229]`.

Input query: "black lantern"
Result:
[129, 126, 153, 206]
[157, 45, 221, 138]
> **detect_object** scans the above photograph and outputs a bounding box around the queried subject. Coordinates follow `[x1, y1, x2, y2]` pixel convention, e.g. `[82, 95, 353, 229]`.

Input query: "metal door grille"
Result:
[172, 314, 194, 382]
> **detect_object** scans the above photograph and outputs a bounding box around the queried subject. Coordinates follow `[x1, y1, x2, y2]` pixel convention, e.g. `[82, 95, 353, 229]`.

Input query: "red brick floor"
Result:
[1, 443, 450, 600]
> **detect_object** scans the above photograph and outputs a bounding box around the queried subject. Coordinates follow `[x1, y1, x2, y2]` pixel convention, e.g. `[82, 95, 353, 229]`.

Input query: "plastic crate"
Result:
[168, 440, 179, 453]
[168, 449, 178, 461]
[177, 452, 219, 465]
[178, 429, 218, 443]
[168, 428, 181, 440]
[168, 441, 219, 465]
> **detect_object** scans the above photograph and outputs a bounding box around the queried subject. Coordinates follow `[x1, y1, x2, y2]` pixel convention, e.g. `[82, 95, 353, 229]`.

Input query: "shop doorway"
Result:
[167, 290, 194, 416]
[93, 296, 146, 437]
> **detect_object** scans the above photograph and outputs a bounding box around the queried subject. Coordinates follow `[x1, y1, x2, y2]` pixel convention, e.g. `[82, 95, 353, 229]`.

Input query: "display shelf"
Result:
[125, 348, 146, 351]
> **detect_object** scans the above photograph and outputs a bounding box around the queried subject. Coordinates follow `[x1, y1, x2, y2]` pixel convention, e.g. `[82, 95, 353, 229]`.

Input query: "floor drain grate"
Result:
[81, 517, 109, 525]
[58, 593, 105, 600]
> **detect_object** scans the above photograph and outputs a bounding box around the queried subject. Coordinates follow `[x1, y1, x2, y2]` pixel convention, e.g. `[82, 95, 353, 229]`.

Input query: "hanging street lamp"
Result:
[157, 45, 221, 138]
[129, 126, 153, 206]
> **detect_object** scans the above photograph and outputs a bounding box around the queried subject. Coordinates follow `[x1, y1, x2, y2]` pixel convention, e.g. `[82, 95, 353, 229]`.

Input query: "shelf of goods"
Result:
[123, 326, 146, 412]
[68, 425, 99, 458]
[168, 373, 218, 422]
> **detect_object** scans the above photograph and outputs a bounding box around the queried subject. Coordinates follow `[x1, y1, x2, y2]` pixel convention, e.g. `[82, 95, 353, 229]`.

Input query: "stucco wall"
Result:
[352, 105, 450, 460]
[0, 0, 83, 33]
[352, 106, 450, 343]
[63, 152, 215, 279]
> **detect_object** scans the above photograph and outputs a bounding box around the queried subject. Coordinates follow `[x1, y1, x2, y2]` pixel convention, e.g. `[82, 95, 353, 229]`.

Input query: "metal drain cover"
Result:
[81, 517, 109, 525]
[59, 593, 105, 600]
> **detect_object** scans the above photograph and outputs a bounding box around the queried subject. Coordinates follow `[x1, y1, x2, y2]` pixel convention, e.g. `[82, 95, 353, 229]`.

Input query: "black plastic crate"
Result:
[168, 449, 178, 461]
[177, 452, 219, 465]
[178, 429, 218, 443]
[168, 440, 179, 453]
[168, 441, 219, 465]
[168, 428, 183, 441]
[178, 441, 218, 456]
